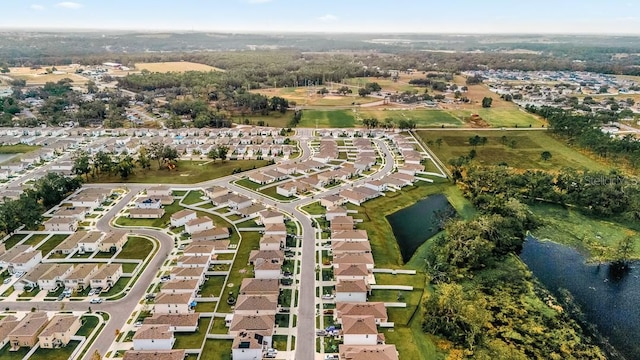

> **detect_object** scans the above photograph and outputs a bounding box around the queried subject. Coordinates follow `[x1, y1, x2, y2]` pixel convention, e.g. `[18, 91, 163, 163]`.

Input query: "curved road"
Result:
[2, 132, 397, 360]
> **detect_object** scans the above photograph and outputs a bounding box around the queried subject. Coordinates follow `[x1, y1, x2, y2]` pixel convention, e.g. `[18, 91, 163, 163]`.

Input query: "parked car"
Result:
[134, 321, 143, 327]
[324, 355, 339, 360]
[88, 289, 97, 296]
[57, 294, 65, 301]
[321, 294, 334, 300]
[90, 298, 103, 304]
[3, 278, 11, 284]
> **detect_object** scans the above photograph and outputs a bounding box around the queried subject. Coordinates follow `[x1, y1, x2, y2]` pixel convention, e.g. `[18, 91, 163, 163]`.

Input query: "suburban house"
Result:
[170, 267, 206, 283]
[259, 235, 285, 251]
[234, 294, 279, 316]
[258, 210, 284, 226]
[8, 312, 50, 350]
[143, 313, 200, 333]
[170, 209, 197, 228]
[236, 203, 266, 218]
[14, 264, 52, 292]
[364, 180, 388, 192]
[249, 250, 284, 265]
[325, 206, 348, 221]
[227, 195, 253, 210]
[99, 232, 128, 252]
[38, 264, 74, 291]
[330, 216, 355, 232]
[133, 324, 175, 351]
[90, 264, 123, 289]
[276, 182, 297, 197]
[160, 279, 199, 297]
[253, 259, 282, 280]
[276, 163, 297, 175]
[185, 217, 214, 235]
[228, 314, 275, 338]
[153, 293, 195, 314]
[134, 198, 162, 209]
[191, 227, 230, 241]
[333, 253, 375, 270]
[63, 263, 99, 290]
[331, 230, 369, 242]
[332, 241, 372, 256]
[123, 350, 186, 360]
[43, 217, 78, 232]
[336, 302, 388, 325]
[176, 255, 210, 268]
[53, 231, 87, 255]
[147, 186, 172, 198]
[339, 344, 399, 360]
[129, 208, 165, 219]
[52, 206, 89, 221]
[232, 331, 270, 360]
[336, 279, 370, 303]
[38, 315, 81, 349]
[0, 245, 42, 274]
[264, 223, 286, 237]
[239, 278, 279, 296]
[341, 315, 379, 346]
[182, 243, 215, 257]
[204, 186, 229, 200]
[0, 316, 19, 348]
[78, 231, 104, 253]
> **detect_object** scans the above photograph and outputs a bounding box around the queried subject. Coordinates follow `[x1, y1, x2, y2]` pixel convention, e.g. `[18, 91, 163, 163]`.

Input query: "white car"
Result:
[90, 298, 103, 304]
[3, 278, 11, 284]
[321, 294, 334, 300]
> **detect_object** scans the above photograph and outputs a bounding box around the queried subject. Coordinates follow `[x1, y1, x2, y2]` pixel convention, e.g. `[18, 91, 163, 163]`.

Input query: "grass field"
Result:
[134, 62, 224, 73]
[531, 203, 640, 261]
[0, 144, 40, 154]
[36, 235, 68, 255]
[357, 109, 464, 127]
[8, 65, 89, 85]
[116, 237, 154, 259]
[201, 339, 232, 360]
[342, 77, 423, 93]
[116, 201, 184, 228]
[218, 231, 261, 313]
[29, 340, 79, 360]
[174, 317, 211, 349]
[200, 276, 226, 297]
[299, 110, 356, 127]
[93, 159, 269, 184]
[446, 108, 546, 128]
[252, 86, 378, 107]
[417, 130, 610, 172]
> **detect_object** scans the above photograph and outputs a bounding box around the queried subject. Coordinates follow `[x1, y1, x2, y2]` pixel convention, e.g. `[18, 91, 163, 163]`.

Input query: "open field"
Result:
[531, 203, 640, 261]
[134, 62, 224, 73]
[92, 159, 269, 184]
[8, 66, 88, 85]
[445, 108, 545, 128]
[417, 130, 611, 172]
[116, 201, 184, 228]
[116, 237, 154, 259]
[299, 109, 355, 127]
[357, 108, 464, 127]
[341, 77, 423, 93]
[252, 86, 378, 106]
[0, 144, 40, 154]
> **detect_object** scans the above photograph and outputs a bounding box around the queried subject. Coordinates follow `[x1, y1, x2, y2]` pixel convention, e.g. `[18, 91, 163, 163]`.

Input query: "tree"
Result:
[216, 145, 229, 162]
[117, 155, 135, 179]
[86, 80, 98, 94]
[147, 142, 164, 169]
[317, 87, 329, 95]
[136, 148, 151, 170]
[93, 151, 113, 178]
[91, 350, 102, 360]
[482, 97, 493, 108]
[365, 82, 381, 92]
[358, 88, 371, 97]
[613, 236, 634, 268]
[435, 138, 443, 148]
[337, 86, 352, 95]
[161, 145, 179, 168]
[540, 151, 552, 161]
[72, 152, 91, 181]
[207, 149, 218, 163]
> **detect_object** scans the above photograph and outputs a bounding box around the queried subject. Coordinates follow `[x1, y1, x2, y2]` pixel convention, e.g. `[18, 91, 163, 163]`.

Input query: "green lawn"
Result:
[182, 190, 205, 205]
[116, 201, 184, 228]
[447, 108, 545, 128]
[200, 276, 226, 297]
[89, 159, 270, 184]
[36, 235, 68, 255]
[417, 130, 610, 172]
[116, 237, 154, 259]
[300, 201, 326, 215]
[0, 343, 30, 360]
[235, 178, 262, 190]
[201, 339, 232, 360]
[218, 231, 261, 313]
[359, 109, 464, 128]
[3, 234, 27, 249]
[24, 233, 48, 246]
[195, 301, 217, 312]
[299, 110, 356, 128]
[531, 203, 640, 261]
[0, 144, 40, 154]
[77, 316, 100, 337]
[272, 334, 288, 351]
[259, 185, 296, 201]
[29, 340, 79, 360]
[102, 277, 129, 296]
[174, 317, 211, 349]
[236, 219, 259, 228]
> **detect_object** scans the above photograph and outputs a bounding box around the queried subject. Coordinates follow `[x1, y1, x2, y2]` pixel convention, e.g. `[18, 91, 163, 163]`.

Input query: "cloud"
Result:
[56, 2, 83, 9]
[318, 14, 338, 22]
[246, 0, 272, 3]
[30, 4, 45, 11]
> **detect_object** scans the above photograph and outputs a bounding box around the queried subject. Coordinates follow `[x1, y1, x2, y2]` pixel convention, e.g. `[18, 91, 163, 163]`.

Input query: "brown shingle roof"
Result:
[143, 314, 199, 328]
[39, 315, 79, 337]
[133, 324, 173, 340]
[123, 350, 186, 360]
[341, 315, 378, 335]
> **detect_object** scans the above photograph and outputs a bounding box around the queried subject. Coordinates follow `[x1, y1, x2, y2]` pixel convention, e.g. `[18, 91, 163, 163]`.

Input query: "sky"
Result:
[3, 0, 640, 34]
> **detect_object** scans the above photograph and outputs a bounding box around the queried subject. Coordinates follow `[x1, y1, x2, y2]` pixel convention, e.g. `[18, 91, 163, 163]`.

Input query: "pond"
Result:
[520, 237, 640, 359]
[386, 193, 455, 263]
